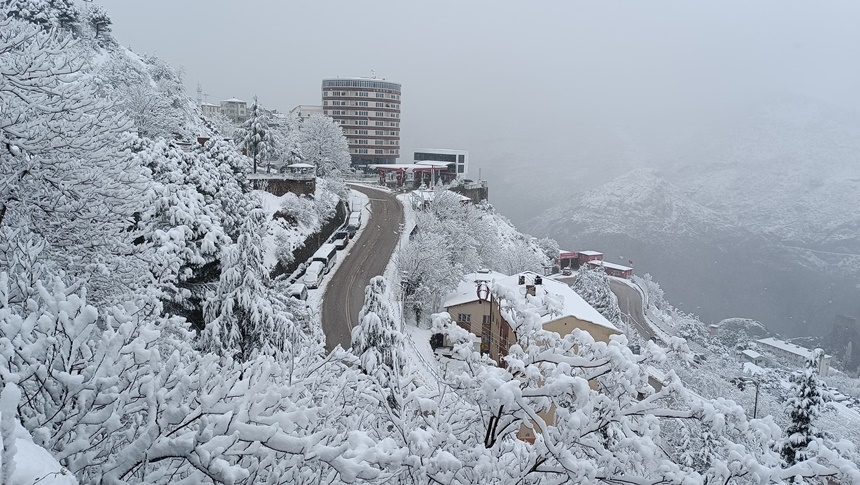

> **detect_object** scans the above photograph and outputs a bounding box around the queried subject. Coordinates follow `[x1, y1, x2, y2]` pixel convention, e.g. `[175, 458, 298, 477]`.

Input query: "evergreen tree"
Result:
[351, 276, 405, 406]
[201, 208, 291, 361]
[571, 266, 623, 324]
[236, 96, 273, 173]
[780, 349, 826, 466]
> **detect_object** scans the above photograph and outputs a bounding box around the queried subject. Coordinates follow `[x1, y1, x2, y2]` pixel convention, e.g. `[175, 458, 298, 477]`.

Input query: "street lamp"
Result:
[732, 376, 761, 419]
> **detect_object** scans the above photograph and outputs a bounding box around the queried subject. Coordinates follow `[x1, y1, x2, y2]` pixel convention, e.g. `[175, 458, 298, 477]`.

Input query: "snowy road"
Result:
[321, 185, 403, 352]
[609, 278, 656, 341]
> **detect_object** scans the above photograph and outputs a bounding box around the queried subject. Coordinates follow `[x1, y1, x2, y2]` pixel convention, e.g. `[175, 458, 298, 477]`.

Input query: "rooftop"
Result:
[443, 270, 618, 332]
[221, 97, 245, 103]
[579, 250, 604, 256]
[756, 337, 832, 360]
[587, 260, 633, 271]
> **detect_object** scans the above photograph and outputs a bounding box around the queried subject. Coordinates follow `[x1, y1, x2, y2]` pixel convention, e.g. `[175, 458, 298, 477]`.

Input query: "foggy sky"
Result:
[98, 0, 860, 180]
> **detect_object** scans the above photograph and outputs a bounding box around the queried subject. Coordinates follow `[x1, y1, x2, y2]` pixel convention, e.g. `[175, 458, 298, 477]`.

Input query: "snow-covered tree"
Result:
[571, 266, 623, 324]
[297, 114, 351, 177]
[779, 349, 826, 466]
[235, 96, 275, 173]
[83, 3, 111, 41]
[201, 208, 293, 361]
[4, 0, 81, 33]
[351, 276, 405, 406]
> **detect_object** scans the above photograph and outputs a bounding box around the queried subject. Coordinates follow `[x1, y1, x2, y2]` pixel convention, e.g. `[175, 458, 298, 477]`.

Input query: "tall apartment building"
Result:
[321, 78, 401, 168]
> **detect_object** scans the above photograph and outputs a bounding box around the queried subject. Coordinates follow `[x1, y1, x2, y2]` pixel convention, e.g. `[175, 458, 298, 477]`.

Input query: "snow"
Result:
[578, 250, 604, 256]
[588, 260, 633, 271]
[499, 271, 619, 331]
[742, 349, 762, 360]
[1, 419, 77, 485]
[442, 269, 508, 308]
[221, 97, 245, 103]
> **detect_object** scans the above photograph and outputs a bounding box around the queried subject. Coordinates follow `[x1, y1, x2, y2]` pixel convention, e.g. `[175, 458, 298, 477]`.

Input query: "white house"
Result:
[755, 337, 831, 376]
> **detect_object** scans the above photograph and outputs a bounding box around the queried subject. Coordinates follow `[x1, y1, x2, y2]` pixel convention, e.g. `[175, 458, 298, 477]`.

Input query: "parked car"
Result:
[287, 283, 308, 300]
[333, 230, 349, 250]
[303, 261, 325, 289]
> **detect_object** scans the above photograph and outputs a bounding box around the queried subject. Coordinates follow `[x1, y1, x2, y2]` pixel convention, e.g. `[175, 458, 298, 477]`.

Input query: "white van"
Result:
[347, 212, 362, 236]
[311, 244, 337, 274]
[303, 261, 324, 289]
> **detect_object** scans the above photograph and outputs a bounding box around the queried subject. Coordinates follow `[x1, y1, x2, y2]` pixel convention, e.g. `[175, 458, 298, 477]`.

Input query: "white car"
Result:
[302, 261, 324, 289]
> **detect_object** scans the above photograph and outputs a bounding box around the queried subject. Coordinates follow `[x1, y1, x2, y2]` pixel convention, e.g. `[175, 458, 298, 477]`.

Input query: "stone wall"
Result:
[271, 200, 348, 279]
[251, 177, 316, 197]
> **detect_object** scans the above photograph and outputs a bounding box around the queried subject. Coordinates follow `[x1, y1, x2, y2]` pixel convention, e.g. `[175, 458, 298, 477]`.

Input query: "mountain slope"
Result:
[531, 169, 860, 336]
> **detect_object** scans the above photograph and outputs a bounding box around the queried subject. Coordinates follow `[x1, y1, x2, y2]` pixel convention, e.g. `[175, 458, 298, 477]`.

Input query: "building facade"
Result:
[321, 78, 401, 168]
[200, 102, 221, 118]
[755, 337, 832, 376]
[289, 104, 323, 122]
[414, 148, 469, 177]
[220, 98, 248, 122]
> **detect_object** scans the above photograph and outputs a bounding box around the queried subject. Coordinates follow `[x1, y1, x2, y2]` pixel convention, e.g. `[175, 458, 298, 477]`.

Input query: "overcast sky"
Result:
[98, 0, 860, 189]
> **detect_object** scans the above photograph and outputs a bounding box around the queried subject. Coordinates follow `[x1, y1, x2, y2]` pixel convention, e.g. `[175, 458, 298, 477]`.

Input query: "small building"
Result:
[220, 97, 248, 122]
[248, 163, 317, 197]
[755, 337, 832, 376]
[578, 250, 604, 264]
[369, 163, 451, 189]
[201, 102, 221, 118]
[289, 104, 323, 121]
[556, 250, 579, 271]
[587, 260, 633, 279]
[741, 349, 765, 365]
[414, 148, 469, 178]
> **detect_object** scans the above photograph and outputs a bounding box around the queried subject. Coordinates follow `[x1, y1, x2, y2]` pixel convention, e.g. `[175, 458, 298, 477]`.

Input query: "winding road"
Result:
[321, 185, 403, 352]
[608, 278, 655, 341]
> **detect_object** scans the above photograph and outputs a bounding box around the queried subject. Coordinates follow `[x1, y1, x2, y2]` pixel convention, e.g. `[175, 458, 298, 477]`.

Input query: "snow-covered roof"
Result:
[287, 163, 316, 168]
[497, 272, 618, 331]
[415, 160, 454, 167]
[221, 97, 245, 103]
[443, 270, 508, 308]
[579, 250, 603, 256]
[587, 261, 633, 271]
[741, 349, 762, 360]
[370, 163, 449, 170]
[200, 102, 220, 107]
[558, 250, 578, 258]
[756, 337, 832, 360]
[412, 189, 471, 203]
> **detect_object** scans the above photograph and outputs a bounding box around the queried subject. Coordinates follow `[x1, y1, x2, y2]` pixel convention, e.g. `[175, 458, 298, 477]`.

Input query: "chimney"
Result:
[526, 285, 536, 296]
[534, 275, 543, 285]
[518, 275, 525, 285]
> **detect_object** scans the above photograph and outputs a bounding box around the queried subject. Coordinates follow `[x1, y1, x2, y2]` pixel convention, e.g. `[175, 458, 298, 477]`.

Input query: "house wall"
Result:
[543, 316, 621, 344]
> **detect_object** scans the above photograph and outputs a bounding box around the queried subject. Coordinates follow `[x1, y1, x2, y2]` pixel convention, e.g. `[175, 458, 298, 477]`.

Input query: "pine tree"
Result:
[201, 208, 291, 361]
[236, 96, 273, 173]
[351, 276, 405, 406]
[780, 348, 826, 466]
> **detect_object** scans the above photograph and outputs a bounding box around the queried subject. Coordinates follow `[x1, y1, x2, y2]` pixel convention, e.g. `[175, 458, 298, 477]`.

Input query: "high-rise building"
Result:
[321, 78, 401, 168]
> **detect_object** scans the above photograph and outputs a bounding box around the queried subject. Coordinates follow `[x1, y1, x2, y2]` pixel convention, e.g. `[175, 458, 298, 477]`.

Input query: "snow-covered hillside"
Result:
[531, 169, 860, 337]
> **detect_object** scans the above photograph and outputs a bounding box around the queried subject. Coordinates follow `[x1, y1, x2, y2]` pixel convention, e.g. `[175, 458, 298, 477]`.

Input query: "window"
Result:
[357, 139, 368, 144]
[357, 111, 368, 116]
[375, 130, 384, 135]
[457, 313, 472, 323]
[358, 148, 368, 154]
[375, 140, 383, 145]
[457, 165, 464, 173]
[482, 315, 492, 324]
[357, 130, 368, 135]
[358, 101, 368, 107]
[375, 149, 383, 154]
[323, 101, 328, 106]
[358, 92, 368, 97]
[375, 121, 384, 126]
[376, 102, 384, 107]
[376, 92, 384, 98]
[389, 140, 397, 145]
[357, 120, 368, 125]
[376, 112, 385, 117]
